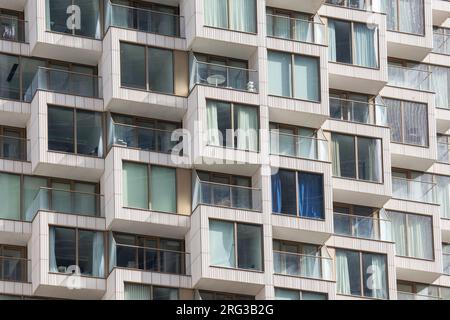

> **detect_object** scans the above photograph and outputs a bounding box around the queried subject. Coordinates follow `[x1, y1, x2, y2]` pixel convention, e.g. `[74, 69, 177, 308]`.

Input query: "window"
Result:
[49, 226, 105, 277]
[0, 54, 20, 100]
[331, 133, 382, 182]
[429, 65, 450, 109]
[267, 51, 320, 101]
[266, 8, 318, 43]
[438, 135, 450, 163]
[336, 249, 388, 299]
[273, 240, 322, 278]
[391, 169, 434, 203]
[328, 18, 378, 68]
[124, 283, 178, 300]
[272, 169, 324, 219]
[0, 9, 25, 42]
[47, 106, 103, 157]
[433, 27, 450, 56]
[326, 0, 371, 10]
[329, 91, 378, 124]
[436, 175, 450, 219]
[0, 173, 20, 220]
[199, 290, 254, 300]
[381, 0, 424, 35]
[206, 100, 259, 152]
[0, 126, 26, 161]
[383, 98, 428, 146]
[122, 162, 177, 213]
[397, 282, 450, 300]
[0, 245, 27, 282]
[389, 211, 433, 260]
[443, 244, 450, 275]
[108, 113, 181, 153]
[120, 42, 174, 94]
[209, 220, 262, 271]
[275, 288, 327, 300]
[46, 0, 101, 39]
[112, 233, 185, 274]
[204, 0, 256, 33]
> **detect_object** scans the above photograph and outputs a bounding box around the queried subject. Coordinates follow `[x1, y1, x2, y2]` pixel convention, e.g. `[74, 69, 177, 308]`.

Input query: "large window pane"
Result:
[153, 286, 178, 300]
[328, 19, 352, 64]
[48, 106, 74, 153]
[268, 51, 292, 97]
[74, 0, 101, 38]
[336, 249, 361, 296]
[389, 211, 407, 256]
[331, 133, 356, 179]
[51, 227, 76, 273]
[120, 43, 146, 89]
[407, 214, 433, 260]
[204, 0, 228, 29]
[294, 55, 319, 101]
[357, 137, 382, 182]
[237, 223, 262, 270]
[124, 283, 152, 300]
[23, 176, 48, 221]
[0, 173, 20, 220]
[206, 100, 231, 147]
[403, 101, 428, 146]
[148, 48, 173, 94]
[209, 220, 235, 267]
[150, 166, 176, 213]
[399, 0, 424, 35]
[234, 104, 258, 152]
[430, 65, 450, 109]
[298, 172, 324, 219]
[384, 98, 402, 143]
[272, 169, 296, 215]
[122, 162, 148, 209]
[229, 0, 256, 33]
[21, 57, 46, 101]
[0, 53, 20, 100]
[362, 253, 387, 299]
[76, 110, 103, 157]
[46, 0, 72, 34]
[73, 183, 97, 216]
[275, 288, 300, 300]
[354, 23, 378, 68]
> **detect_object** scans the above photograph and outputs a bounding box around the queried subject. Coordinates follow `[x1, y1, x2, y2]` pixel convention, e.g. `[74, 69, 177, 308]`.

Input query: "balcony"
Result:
[110, 242, 190, 276]
[333, 210, 392, 241]
[438, 141, 450, 163]
[266, 0, 326, 14]
[387, 64, 432, 92]
[0, 255, 30, 282]
[24, 187, 104, 222]
[266, 14, 325, 45]
[329, 97, 387, 126]
[392, 176, 436, 203]
[397, 291, 442, 300]
[104, 0, 184, 38]
[0, 135, 30, 161]
[0, 14, 27, 42]
[433, 30, 450, 55]
[189, 58, 258, 93]
[193, 178, 262, 212]
[24, 67, 102, 102]
[108, 121, 180, 154]
[269, 130, 328, 161]
[273, 250, 333, 281]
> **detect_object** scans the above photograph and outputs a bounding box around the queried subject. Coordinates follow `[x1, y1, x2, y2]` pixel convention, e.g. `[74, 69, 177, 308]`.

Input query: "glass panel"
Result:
[403, 101, 428, 146]
[148, 47, 173, 93]
[76, 110, 103, 157]
[73, 0, 101, 39]
[272, 169, 297, 215]
[233, 104, 258, 152]
[206, 100, 231, 147]
[153, 286, 178, 300]
[354, 22, 378, 68]
[120, 43, 146, 89]
[384, 98, 402, 143]
[298, 172, 324, 219]
[73, 183, 97, 216]
[357, 137, 382, 182]
[0, 173, 21, 220]
[53, 227, 76, 273]
[159, 239, 183, 274]
[294, 55, 319, 101]
[229, 0, 256, 33]
[275, 288, 300, 300]
[0, 53, 20, 100]
[204, 0, 228, 29]
[122, 162, 148, 209]
[150, 166, 176, 213]
[21, 57, 46, 101]
[51, 182, 71, 213]
[407, 214, 433, 260]
[46, 0, 72, 34]
[389, 210, 407, 256]
[399, 0, 424, 35]
[114, 233, 137, 268]
[124, 283, 151, 300]
[209, 220, 235, 268]
[331, 133, 356, 179]
[237, 223, 262, 270]
[302, 292, 327, 300]
[336, 249, 361, 296]
[48, 106, 74, 153]
[23, 176, 48, 221]
[328, 19, 352, 64]
[268, 51, 292, 97]
[362, 253, 387, 299]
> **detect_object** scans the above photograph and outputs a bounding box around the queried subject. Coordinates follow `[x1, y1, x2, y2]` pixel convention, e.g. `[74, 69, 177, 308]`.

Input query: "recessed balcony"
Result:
[0, 134, 29, 162]
[387, 64, 432, 92]
[0, 254, 30, 283]
[391, 176, 436, 204]
[329, 96, 388, 126]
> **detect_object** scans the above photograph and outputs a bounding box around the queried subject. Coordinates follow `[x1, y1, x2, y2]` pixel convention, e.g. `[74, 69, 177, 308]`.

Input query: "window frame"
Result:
[49, 225, 107, 278]
[208, 219, 264, 272]
[123, 282, 179, 300]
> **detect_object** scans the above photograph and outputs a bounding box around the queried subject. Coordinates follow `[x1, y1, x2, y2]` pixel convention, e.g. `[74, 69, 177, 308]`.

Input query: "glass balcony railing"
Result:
[329, 97, 387, 126]
[266, 14, 325, 45]
[105, 0, 184, 38]
[392, 176, 436, 203]
[0, 135, 30, 161]
[438, 142, 450, 163]
[25, 187, 104, 222]
[433, 31, 450, 55]
[0, 256, 30, 282]
[325, 0, 376, 11]
[190, 58, 258, 93]
[193, 178, 262, 211]
[397, 291, 442, 300]
[0, 15, 27, 43]
[110, 242, 190, 275]
[108, 121, 180, 154]
[273, 250, 333, 281]
[388, 65, 432, 91]
[269, 131, 328, 161]
[24, 67, 102, 102]
[333, 210, 392, 241]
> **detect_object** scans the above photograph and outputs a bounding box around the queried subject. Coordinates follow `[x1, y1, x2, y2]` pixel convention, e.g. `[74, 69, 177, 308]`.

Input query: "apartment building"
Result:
[0, 0, 448, 300]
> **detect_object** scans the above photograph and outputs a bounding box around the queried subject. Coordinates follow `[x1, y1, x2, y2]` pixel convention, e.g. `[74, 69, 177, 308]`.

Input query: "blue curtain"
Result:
[298, 172, 324, 219]
[271, 173, 282, 213]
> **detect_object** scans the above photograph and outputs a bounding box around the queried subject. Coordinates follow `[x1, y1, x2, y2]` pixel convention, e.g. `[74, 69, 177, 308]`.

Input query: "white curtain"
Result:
[437, 176, 450, 219]
[49, 227, 58, 272]
[327, 19, 337, 61]
[301, 245, 320, 278]
[331, 135, 341, 176]
[399, 0, 424, 35]
[108, 232, 116, 273]
[430, 65, 449, 109]
[298, 128, 315, 159]
[408, 214, 433, 260]
[294, 13, 313, 42]
[229, 0, 256, 33]
[124, 283, 151, 300]
[336, 250, 351, 295]
[354, 23, 378, 68]
[369, 254, 387, 299]
[92, 232, 104, 277]
[209, 220, 235, 267]
[389, 211, 407, 256]
[204, 0, 228, 29]
[367, 138, 382, 182]
[206, 101, 220, 146]
[235, 104, 258, 152]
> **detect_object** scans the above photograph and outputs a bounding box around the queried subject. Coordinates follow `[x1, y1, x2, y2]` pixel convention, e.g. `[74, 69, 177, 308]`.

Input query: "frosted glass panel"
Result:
[123, 162, 148, 209]
[150, 166, 176, 213]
